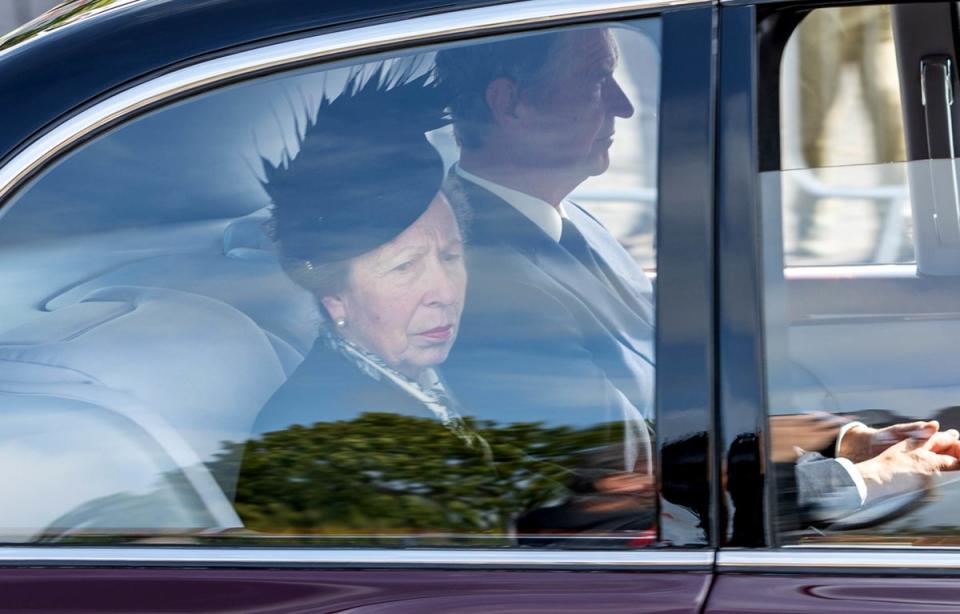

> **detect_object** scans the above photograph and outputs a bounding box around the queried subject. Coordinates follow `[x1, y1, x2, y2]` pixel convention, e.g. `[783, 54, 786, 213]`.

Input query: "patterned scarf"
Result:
[324, 330, 492, 462]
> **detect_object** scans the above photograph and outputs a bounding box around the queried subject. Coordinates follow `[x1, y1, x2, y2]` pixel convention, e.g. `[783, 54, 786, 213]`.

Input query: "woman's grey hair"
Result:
[281, 256, 351, 307]
[278, 189, 471, 320]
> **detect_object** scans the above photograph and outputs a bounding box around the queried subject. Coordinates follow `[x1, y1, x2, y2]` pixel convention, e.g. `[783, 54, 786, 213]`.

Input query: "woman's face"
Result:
[321, 193, 467, 379]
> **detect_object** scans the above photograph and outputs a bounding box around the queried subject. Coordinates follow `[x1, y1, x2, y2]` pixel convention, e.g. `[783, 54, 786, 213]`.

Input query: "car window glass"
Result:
[778, 5, 911, 267]
[764, 4, 960, 545]
[0, 20, 667, 546]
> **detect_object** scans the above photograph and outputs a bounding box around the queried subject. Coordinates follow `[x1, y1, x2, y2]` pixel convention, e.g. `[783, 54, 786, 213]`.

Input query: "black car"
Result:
[2, 0, 960, 611]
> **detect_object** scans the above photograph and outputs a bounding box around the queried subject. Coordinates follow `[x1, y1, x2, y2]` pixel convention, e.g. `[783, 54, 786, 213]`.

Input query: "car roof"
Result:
[0, 0, 505, 163]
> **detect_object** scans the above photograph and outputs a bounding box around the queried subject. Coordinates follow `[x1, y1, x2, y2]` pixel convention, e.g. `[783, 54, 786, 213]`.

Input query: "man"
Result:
[435, 26, 960, 529]
[437, 27, 654, 477]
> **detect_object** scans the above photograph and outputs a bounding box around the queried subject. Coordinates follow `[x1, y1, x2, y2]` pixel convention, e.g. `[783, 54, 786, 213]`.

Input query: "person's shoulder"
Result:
[251, 342, 435, 436]
[464, 243, 567, 307]
[565, 201, 621, 247]
[285, 342, 358, 388]
[250, 344, 362, 434]
[444, 174, 536, 239]
[565, 201, 605, 228]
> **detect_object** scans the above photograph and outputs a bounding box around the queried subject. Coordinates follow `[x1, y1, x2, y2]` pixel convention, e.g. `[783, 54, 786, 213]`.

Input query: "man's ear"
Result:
[485, 77, 521, 127]
[320, 295, 348, 324]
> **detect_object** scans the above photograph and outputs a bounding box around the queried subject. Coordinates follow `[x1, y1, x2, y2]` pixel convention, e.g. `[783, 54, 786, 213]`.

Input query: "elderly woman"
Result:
[244, 70, 485, 454]
[233, 72, 510, 534]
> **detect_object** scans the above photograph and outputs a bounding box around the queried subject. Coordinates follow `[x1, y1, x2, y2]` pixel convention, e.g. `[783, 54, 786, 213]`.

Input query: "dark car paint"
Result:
[1, 0, 955, 611]
[0, 0, 721, 551]
[715, 1, 768, 548]
[0, 569, 712, 613]
[655, 3, 717, 546]
[0, 0, 719, 611]
[0, 0, 502, 164]
[707, 574, 960, 613]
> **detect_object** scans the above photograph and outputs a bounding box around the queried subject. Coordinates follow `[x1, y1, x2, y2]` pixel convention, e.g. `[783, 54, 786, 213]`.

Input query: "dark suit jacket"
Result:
[443, 174, 656, 451]
[234, 341, 518, 534]
[248, 340, 442, 436]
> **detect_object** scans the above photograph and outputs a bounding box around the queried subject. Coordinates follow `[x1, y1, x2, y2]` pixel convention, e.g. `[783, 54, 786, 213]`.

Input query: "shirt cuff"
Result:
[834, 420, 865, 459]
[834, 457, 867, 505]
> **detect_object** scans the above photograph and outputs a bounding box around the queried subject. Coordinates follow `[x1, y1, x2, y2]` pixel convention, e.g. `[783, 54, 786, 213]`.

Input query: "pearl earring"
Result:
[335, 318, 346, 328]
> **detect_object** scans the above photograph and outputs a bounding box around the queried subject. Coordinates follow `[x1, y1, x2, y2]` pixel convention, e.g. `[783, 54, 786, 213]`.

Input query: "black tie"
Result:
[560, 218, 647, 314]
[560, 218, 611, 286]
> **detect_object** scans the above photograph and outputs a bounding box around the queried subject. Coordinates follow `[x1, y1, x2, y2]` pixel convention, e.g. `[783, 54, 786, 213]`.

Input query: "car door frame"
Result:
[711, 0, 960, 604]
[0, 0, 719, 608]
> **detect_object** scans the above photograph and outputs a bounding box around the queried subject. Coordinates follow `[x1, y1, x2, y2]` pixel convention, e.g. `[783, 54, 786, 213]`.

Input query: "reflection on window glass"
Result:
[780, 5, 912, 266]
[0, 21, 679, 546]
[764, 6, 960, 546]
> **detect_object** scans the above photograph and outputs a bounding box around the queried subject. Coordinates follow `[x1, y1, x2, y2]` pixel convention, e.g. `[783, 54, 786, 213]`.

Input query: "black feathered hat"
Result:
[261, 65, 448, 265]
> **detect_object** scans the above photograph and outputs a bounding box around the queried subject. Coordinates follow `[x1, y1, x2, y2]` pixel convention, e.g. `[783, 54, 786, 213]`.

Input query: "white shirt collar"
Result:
[455, 165, 566, 243]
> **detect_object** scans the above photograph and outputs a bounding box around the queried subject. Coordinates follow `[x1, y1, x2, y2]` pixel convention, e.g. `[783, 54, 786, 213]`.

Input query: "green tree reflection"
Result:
[220, 412, 625, 535]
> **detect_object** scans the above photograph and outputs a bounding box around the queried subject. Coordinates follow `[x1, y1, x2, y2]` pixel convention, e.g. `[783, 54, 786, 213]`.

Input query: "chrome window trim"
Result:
[0, 0, 706, 209]
[0, 0, 710, 566]
[784, 263, 917, 280]
[0, 0, 151, 59]
[718, 548, 960, 573]
[0, 547, 714, 569]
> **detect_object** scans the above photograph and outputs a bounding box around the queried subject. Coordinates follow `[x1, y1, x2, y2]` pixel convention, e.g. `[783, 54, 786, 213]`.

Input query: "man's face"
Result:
[512, 29, 635, 183]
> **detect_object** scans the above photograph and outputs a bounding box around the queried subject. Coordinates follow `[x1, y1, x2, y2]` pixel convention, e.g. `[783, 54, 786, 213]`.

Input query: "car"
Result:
[2, 0, 960, 611]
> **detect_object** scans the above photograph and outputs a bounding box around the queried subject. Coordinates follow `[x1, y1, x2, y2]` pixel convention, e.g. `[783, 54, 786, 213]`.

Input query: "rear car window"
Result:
[762, 3, 960, 545]
[0, 20, 666, 547]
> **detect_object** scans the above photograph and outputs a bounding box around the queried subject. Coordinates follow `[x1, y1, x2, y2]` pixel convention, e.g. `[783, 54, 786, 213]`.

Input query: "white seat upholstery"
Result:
[0, 286, 288, 463]
[0, 208, 320, 535]
[43, 210, 319, 362]
[0, 384, 241, 540]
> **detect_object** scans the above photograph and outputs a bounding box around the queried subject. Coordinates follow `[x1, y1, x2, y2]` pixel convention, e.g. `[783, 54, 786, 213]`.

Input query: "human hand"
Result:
[839, 420, 940, 464]
[769, 412, 850, 463]
[855, 428, 960, 504]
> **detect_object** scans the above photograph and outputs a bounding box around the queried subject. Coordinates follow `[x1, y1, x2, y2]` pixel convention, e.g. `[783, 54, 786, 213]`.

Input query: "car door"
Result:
[0, 0, 717, 610]
[709, 0, 960, 610]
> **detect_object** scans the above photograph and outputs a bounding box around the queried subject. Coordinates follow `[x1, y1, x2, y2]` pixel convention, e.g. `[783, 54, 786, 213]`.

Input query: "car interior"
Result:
[0, 81, 324, 538]
[759, 1, 960, 539]
[0, 27, 665, 542]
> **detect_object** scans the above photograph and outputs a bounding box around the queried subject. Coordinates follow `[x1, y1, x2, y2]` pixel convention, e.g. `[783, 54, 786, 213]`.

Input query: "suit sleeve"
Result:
[773, 452, 866, 532]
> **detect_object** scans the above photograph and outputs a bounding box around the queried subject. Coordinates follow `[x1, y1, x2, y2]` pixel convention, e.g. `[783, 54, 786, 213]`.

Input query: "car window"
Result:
[762, 3, 960, 544]
[0, 20, 666, 547]
[777, 5, 911, 267]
